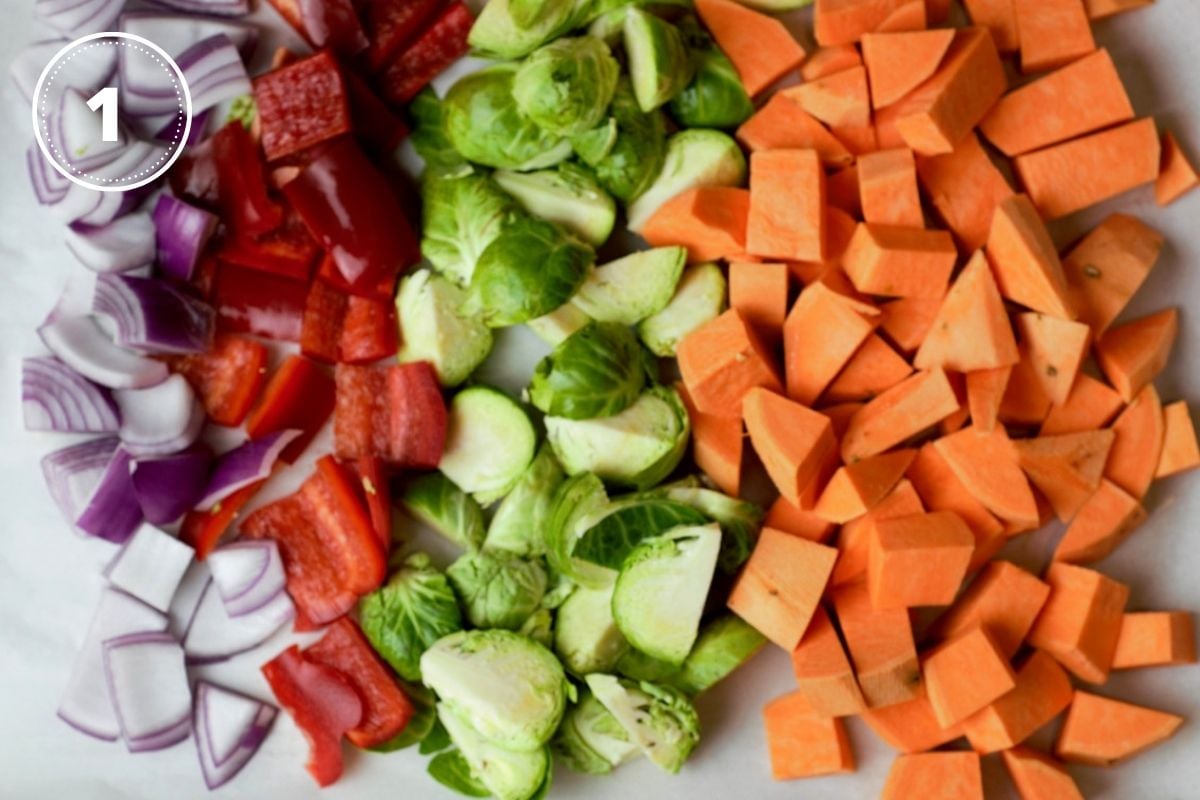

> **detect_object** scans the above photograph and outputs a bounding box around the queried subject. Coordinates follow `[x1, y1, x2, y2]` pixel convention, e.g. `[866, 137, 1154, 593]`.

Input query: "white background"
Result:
[2, 2, 1200, 798]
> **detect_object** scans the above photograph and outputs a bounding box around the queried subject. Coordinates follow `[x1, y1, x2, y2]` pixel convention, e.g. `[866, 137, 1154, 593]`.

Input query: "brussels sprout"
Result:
[428, 747, 491, 797]
[421, 629, 569, 751]
[529, 322, 651, 420]
[656, 485, 763, 574]
[371, 682, 439, 751]
[544, 472, 617, 588]
[440, 386, 537, 505]
[519, 608, 555, 648]
[422, 169, 524, 287]
[572, 246, 686, 325]
[624, 10, 694, 112]
[468, 0, 583, 60]
[513, 37, 620, 137]
[626, 130, 747, 233]
[569, 117, 618, 165]
[554, 583, 627, 675]
[540, 567, 576, 610]
[360, 553, 464, 682]
[421, 718, 453, 755]
[494, 163, 617, 247]
[573, 496, 709, 570]
[670, 615, 767, 696]
[410, 88, 466, 173]
[444, 65, 572, 171]
[526, 303, 593, 347]
[611, 524, 721, 665]
[582, 80, 666, 203]
[669, 47, 754, 130]
[439, 707, 551, 800]
[553, 691, 639, 775]
[465, 218, 595, 328]
[615, 648, 680, 683]
[637, 262, 727, 357]
[403, 474, 486, 551]
[585, 674, 700, 773]
[486, 443, 566, 557]
[546, 385, 691, 490]
[584, 0, 690, 43]
[396, 270, 493, 387]
[447, 550, 548, 630]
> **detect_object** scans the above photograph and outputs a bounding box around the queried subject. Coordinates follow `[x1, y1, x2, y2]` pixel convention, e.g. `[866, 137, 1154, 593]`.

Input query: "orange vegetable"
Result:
[924, 0, 952, 23]
[858, 148, 924, 228]
[727, 526, 838, 651]
[1062, 213, 1163, 334]
[877, 0, 927, 31]
[879, 297, 942, 355]
[907, 443, 1008, 571]
[934, 426, 1040, 530]
[882, 751, 983, 800]
[861, 693, 964, 754]
[744, 388, 840, 508]
[1053, 478, 1147, 564]
[998, 345, 1055, 427]
[832, 478, 925, 587]
[963, 0, 1019, 51]
[1027, 562, 1130, 684]
[824, 334, 914, 404]
[694, 0, 807, 96]
[1056, 691, 1183, 765]
[816, 449, 917, 524]
[842, 224, 957, 299]
[831, 581, 922, 708]
[642, 187, 750, 264]
[961, 650, 1075, 753]
[791, 606, 867, 717]
[1084, 0, 1154, 18]
[1002, 747, 1085, 800]
[1016, 314, 1092, 408]
[1112, 611, 1197, 669]
[747, 150, 826, 263]
[1094, 308, 1179, 402]
[765, 496, 836, 544]
[923, 626, 1017, 727]
[868, 510, 975, 609]
[1013, 0, 1095, 73]
[842, 369, 962, 462]
[1104, 384, 1165, 498]
[762, 692, 855, 779]
[967, 366, 1013, 434]
[822, 401, 867, 441]
[736, 96, 854, 167]
[916, 132, 1015, 252]
[926, 560, 1051, 658]
[783, 66, 871, 129]
[729, 261, 789, 343]
[914, 251, 1020, 373]
[1040, 373, 1125, 436]
[1012, 430, 1115, 523]
[827, 165, 863, 217]
[1155, 131, 1199, 204]
[1014, 118, 1162, 220]
[678, 382, 743, 497]
[1157, 400, 1200, 477]
[677, 309, 782, 418]
[831, 121, 880, 156]
[861, 30, 954, 109]
[801, 44, 863, 81]
[783, 282, 879, 406]
[814, 0, 917, 46]
[986, 194, 1075, 320]
[981, 49, 1134, 157]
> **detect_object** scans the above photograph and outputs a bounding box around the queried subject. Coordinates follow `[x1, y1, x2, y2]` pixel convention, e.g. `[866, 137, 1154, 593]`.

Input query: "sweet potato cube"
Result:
[1157, 401, 1200, 478]
[803, 44, 863, 81]
[842, 224, 957, 299]
[1094, 308, 1179, 403]
[962, 651, 1075, 753]
[783, 65, 871, 129]
[791, 606, 867, 717]
[842, 369, 961, 462]
[987, 195, 1074, 319]
[737, 95, 854, 167]
[763, 692, 855, 779]
[765, 497, 836, 543]
[923, 627, 1017, 728]
[1062, 213, 1163, 334]
[783, 282, 878, 406]
[678, 382, 743, 496]
[879, 297, 942, 355]
[744, 388, 840, 508]
[832, 582, 921, 708]
[696, 0, 806, 97]
[1002, 747, 1086, 800]
[678, 309, 783, 417]
[927, 561, 1051, 658]
[729, 261, 789, 343]
[824, 334, 914, 404]
[832, 479, 925, 587]
[998, 345, 1055, 427]
[1054, 479, 1147, 564]
[858, 148, 924, 228]
[882, 752, 983, 800]
[1112, 611, 1197, 669]
[1013, 0, 1095, 73]
[1040, 373, 1125, 436]
[1027, 562, 1130, 683]
[861, 693, 964, 754]
[861, 29, 956, 109]
[1056, 691, 1183, 765]
[934, 426, 1039, 529]
[1015, 313, 1091, 407]
[966, 366, 1012, 434]
[963, 0, 1019, 52]
[1013, 430, 1115, 523]
[814, 0, 917, 46]
[915, 251, 1020, 373]
[868, 511, 975, 609]
[1156, 130, 1200, 206]
[1104, 384, 1165, 499]
[916, 132, 1015, 252]
[815, 449, 917, 524]
[747, 150, 827, 262]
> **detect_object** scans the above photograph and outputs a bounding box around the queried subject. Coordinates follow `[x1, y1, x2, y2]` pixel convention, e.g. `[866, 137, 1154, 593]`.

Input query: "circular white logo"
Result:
[31, 32, 193, 193]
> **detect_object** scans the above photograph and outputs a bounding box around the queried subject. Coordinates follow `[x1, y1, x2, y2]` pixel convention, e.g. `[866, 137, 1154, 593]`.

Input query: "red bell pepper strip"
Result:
[298, 0, 369, 56]
[213, 122, 284, 236]
[245, 355, 336, 463]
[282, 137, 420, 292]
[242, 456, 387, 629]
[167, 334, 268, 427]
[213, 263, 308, 342]
[181, 478, 268, 559]
[342, 65, 410, 157]
[364, 0, 446, 72]
[300, 280, 348, 364]
[261, 645, 363, 788]
[340, 296, 398, 364]
[315, 251, 397, 301]
[254, 51, 354, 163]
[217, 209, 321, 282]
[333, 362, 446, 469]
[355, 455, 392, 552]
[377, 2, 473, 105]
[305, 618, 414, 748]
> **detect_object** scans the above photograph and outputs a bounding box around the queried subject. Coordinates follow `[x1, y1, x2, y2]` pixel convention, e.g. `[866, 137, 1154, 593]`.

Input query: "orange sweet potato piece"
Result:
[744, 388, 840, 508]
[783, 66, 871, 129]
[907, 444, 1008, 572]
[833, 479, 925, 587]
[729, 261, 789, 343]
[926, 561, 1051, 658]
[923, 627, 1017, 727]
[728, 527, 838, 651]
[967, 366, 1013, 434]
[1084, 0, 1153, 18]
[1104, 384, 1165, 499]
[868, 510, 975, 609]
[879, 297, 942, 355]
[824, 334, 914, 404]
[642, 187, 750, 263]
[1002, 747, 1086, 800]
[814, 0, 916, 46]
[791, 606, 867, 717]
[962, 651, 1075, 753]
[1012, 430, 1115, 522]
[916, 132, 1015, 252]
[765, 497, 836, 544]
[1112, 611, 1196, 669]
[934, 426, 1040, 529]
[1027, 562, 1130, 683]
[784, 282, 879, 405]
[1094, 308, 1179, 402]
[842, 369, 962, 462]
[832, 582, 922, 708]
[695, 0, 807, 97]
[1013, 0, 1095, 73]
[1014, 118, 1162, 220]
[876, 0, 926, 31]
[1062, 213, 1163, 334]
[1056, 691, 1183, 765]
[861, 29, 955, 109]
[980, 49, 1133, 157]
[677, 309, 782, 417]
[831, 121, 880, 156]
[736, 96, 855, 167]
[816, 449, 917, 525]
[1053, 478, 1147, 564]
[963, 0, 1020, 51]
[915, 251, 1020, 373]
[987, 195, 1075, 319]
[827, 165, 863, 217]
[747, 150, 826, 263]
[823, 401, 867, 441]
[1157, 400, 1200, 478]
[862, 693, 964, 753]
[678, 382, 743, 496]
[858, 148, 924, 227]
[802, 44, 863, 81]
[998, 345, 1055, 427]
[842, 224, 957, 299]
[1155, 130, 1200, 205]
[763, 692, 855, 779]
[1040, 374, 1125, 436]
[1015, 313, 1092, 406]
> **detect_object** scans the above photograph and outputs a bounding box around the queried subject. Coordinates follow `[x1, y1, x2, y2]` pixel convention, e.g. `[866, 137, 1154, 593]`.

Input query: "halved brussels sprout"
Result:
[440, 386, 537, 504]
[612, 524, 721, 665]
[584, 0, 691, 43]
[572, 246, 686, 325]
[468, 0, 584, 60]
[572, 496, 709, 570]
[624, 10, 695, 112]
[554, 583, 628, 675]
[615, 647, 680, 683]
[421, 629, 568, 751]
[669, 46, 754, 130]
[427, 747, 491, 797]
[402, 474, 486, 551]
[656, 484, 763, 574]
[513, 37, 620, 137]
[444, 65, 572, 171]
[396, 270, 493, 387]
[670, 615, 767, 696]
[526, 302, 593, 347]
[637, 262, 727, 357]
[519, 608, 555, 649]
[422, 169, 523, 288]
[486, 443, 566, 557]
[438, 705, 551, 800]
[544, 472, 618, 589]
[570, 117, 619, 165]
[447, 550, 548, 630]
[580, 80, 666, 203]
[410, 88, 467, 173]
[494, 163, 617, 246]
[585, 674, 701, 773]
[529, 322, 652, 420]
[626, 129, 747, 233]
[553, 691, 639, 775]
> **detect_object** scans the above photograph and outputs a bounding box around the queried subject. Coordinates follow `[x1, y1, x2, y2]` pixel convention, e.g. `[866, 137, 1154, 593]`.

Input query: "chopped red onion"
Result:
[184, 581, 294, 664]
[207, 541, 286, 617]
[10, 40, 64, 104]
[114, 374, 205, 456]
[66, 212, 157, 274]
[103, 631, 192, 752]
[196, 431, 299, 511]
[27, 143, 70, 206]
[41, 437, 118, 528]
[148, 0, 250, 17]
[180, 35, 251, 116]
[168, 562, 210, 641]
[54, 88, 128, 173]
[153, 194, 218, 282]
[22, 356, 120, 433]
[75, 445, 144, 544]
[36, 0, 124, 39]
[93, 274, 215, 355]
[130, 447, 213, 524]
[194, 681, 276, 790]
[106, 525, 196, 613]
[40, 315, 169, 389]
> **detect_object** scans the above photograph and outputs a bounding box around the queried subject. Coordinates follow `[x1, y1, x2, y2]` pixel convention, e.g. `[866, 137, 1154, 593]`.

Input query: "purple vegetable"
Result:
[131, 447, 213, 524]
[207, 541, 286, 617]
[153, 194, 218, 282]
[36, 0, 124, 40]
[106, 525, 196, 613]
[54, 88, 128, 173]
[180, 35, 251, 116]
[41, 436, 118, 529]
[184, 581, 293, 664]
[194, 682, 277, 790]
[40, 315, 169, 388]
[196, 430, 300, 512]
[66, 212, 157, 274]
[167, 562, 210, 641]
[114, 374, 205, 456]
[27, 143, 69, 206]
[75, 445, 143, 543]
[102, 631, 192, 752]
[43, 273, 98, 326]
[93, 274, 215, 354]
[10, 41, 64, 104]
[22, 356, 120, 433]
[148, 0, 250, 17]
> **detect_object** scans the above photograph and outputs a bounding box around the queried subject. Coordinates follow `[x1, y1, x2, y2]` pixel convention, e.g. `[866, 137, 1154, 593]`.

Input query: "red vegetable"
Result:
[302, 281, 398, 365]
[300, 280, 347, 363]
[213, 264, 308, 342]
[217, 210, 321, 282]
[316, 252, 397, 301]
[356, 455, 392, 553]
[245, 355, 336, 462]
[181, 477, 268, 559]
[377, 1, 473, 105]
[334, 362, 446, 468]
[342, 65, 410, 157]
[364, 0, 445, 72]
[254, 51, 354, 163]
[212, 122, 284, 236]
[298, 0, 368, 55]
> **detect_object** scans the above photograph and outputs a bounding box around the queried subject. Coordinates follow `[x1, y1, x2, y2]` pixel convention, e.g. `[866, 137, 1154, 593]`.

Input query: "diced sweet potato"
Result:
[923, 627, 1017, 727]
[1053, 479, 1147, 564]
[961, 651, 1075, 753]
[832, 582, 922, 708]
[1027, 562, 1130, 683]
[882, 751, 983, 800]
[868, 511, 975, 609]
[744, 388, 840, 508]
[1056, 691, 1183, 765]
[791, 606, 867, 717]
[763, 692, 855, 779]
[678, 310, 783, 418]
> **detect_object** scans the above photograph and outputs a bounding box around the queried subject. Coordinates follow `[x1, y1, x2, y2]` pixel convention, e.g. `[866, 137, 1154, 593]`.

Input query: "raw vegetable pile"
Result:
[13, 0, 1200, 797]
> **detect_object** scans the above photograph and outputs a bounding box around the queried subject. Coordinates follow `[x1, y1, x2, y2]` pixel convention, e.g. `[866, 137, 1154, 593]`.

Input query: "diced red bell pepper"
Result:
[167, 334, 269, 427]
[334, 362, 446, 468]
[342, 65, 410, 157]
[364, 0, 446, 72]
[316, 252, 397, 301]
[283, 137, 420, 293]
[305, 618, 414, 747]
[181, 478, 268, 559]
[213, 122, 284, 236]
[377, 2, 472, 105]
[299, 0, 369, 56]
[217, 209, 321, 282]
[261, 645, 364, 788]
[300, 279, 348, 364]
[255, 51, 354, 163]
[340, 296, 398, 364]
[242, 456, 387, 629]
[355, 455, 392, 552]
[213, 263, 308, 342]
[245, 355, 336, 462]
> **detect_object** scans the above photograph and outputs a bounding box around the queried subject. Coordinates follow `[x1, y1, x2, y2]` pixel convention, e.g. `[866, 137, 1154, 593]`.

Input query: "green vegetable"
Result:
[396, 270, 493, 387]
[428, 748, 491, 797]
[468, 0, 583, 60]
[447, 550, 548, 630]
[573, 247, 686, 325]
[637, 262, 728, 357]
[445, 65, 572, 171]
[486, 443, 566, 557]
[544, 472, 617, 588]
[440, 386, 537, 504]
[568, 117, 618, 165]
[624, 10, 694, 112]
[360, 553, 464, 682]
[410, 88, 466, 173]
[578, 80, 666, 203]
[573, 497, 708, 569]
[526, 303, 593, 347]
[438, 707, 552, 800]
[519, 608, 555, 648]
[513, 37, 620, 136]
[585, 675, 700, 773]
[657, 485, 763, 574]
[421, 719, 453, 754]
[611, 524, 722, 665]
[553, 691, 638, 775]
[540, 567, 576, 610]
[615, 648, 679, 683]
[669, 47, 754, 130]
[420, 629, 569, 751]
[494, 163, 617, 247]
[626, 130, 747, 233]
[554, 583, 627, 675]
[225, 94, 256, 131]
[370, 682, 439, 752]
[670, 615, 767, 696]
[422, 169, 523, 287]
[465, 217, 595, 327]
[403, 475, 486, 551]
[529, 322, 652, 420]
[546, 385, 691, 490]
[584, 1, 691, 44]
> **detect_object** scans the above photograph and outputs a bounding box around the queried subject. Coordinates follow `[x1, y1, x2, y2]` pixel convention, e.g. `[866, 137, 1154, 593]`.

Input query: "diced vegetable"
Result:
[333, 362, 447, 469]
[447, 551, 547, 630]
[494, 164, 617, 247]
[194, 682, 277, 791]
[514, 36, 619, 136]
[585, 674, 700, 773]
[486, 443, 565, 557]
[439, 386, 536, 504]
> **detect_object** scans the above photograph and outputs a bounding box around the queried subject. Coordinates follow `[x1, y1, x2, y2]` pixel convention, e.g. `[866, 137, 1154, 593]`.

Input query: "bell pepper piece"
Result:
[333, 362, 446, 468]
[213, 122, 284, 236]
[377, 1, 473, 105]
[355, 455, 393, 552]
[245, 355, 336, 463]
[316, 252, 398, 301]
[181, 478, 268, 559]
[299, 0, 369, 56]
[340, 296, 398, 364]
[364, 0, 445, 72]
[217, 209, 321, 282]
[255, 51, 355, 163]
[343, 63, 411, 157]
[213, 263, 308, 342]
[300, 280, 348, 364]
[167, 334, 269, 427]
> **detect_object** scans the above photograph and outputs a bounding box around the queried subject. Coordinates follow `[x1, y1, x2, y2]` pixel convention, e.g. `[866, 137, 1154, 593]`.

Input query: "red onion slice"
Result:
[168, 562, 211, 641]
[207, 540, 286, 617]
[153, 194, 218, 282]
[120, 11, 258, 58]
[41, 436, 118, 529]
[183, 581, 294, 664]
[66, 212, 157, 274]
[40, 315, 169, 389]
[148, 0, 250, 17]
[105, 525, 196, 613]
[54, 88, 128, 173]
[194, 682, 277, 790]
[181, 35, 251, 115]
[36, 0, 124, 39]
[103, 631, 192, 752]
[27, 142, 70, 206]
[114, 374, 205, 456]
[130, 447, 213, 525]
[93, 274, 216, 354]
[10, 40, 64, 104]
[22, 356, 120, 433]
[75, 445, 144, 544]
[195, 430, 299, 511]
